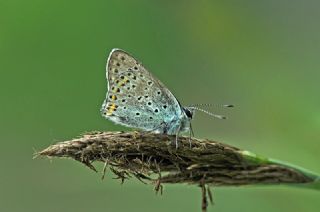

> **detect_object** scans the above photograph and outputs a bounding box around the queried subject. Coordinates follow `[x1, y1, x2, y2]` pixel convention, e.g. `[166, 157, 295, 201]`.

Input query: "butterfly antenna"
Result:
[189, 106, 227, 120]
[189, 103, 234, 108]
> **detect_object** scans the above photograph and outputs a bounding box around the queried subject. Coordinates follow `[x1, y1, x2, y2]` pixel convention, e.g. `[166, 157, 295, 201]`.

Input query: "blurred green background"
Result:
[1, 0, 319, 211]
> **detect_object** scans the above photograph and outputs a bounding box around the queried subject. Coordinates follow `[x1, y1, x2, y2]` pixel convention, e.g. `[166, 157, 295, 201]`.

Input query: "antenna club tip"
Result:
[225, 104, 234, 108]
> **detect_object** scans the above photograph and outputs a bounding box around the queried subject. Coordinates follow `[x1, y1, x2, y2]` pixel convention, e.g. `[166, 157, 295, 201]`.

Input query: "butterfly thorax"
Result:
[159, 108, 191, 135]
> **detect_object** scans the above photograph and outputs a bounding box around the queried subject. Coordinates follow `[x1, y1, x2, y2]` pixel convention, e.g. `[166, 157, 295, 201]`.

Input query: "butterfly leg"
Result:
[175, 124, 181, 149]
[188, 122, 195, 148]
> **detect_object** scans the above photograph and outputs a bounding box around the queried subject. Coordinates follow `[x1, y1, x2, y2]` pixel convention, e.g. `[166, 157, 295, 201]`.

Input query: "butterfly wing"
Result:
[101, 49, 183, 132]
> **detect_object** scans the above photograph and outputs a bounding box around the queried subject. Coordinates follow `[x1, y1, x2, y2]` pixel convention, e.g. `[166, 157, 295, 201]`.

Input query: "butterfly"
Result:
[101, 49, 232, 147]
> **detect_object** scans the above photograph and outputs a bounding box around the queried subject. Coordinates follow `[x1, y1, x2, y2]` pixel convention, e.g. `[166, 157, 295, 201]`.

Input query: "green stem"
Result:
[241, 150, 320, 190]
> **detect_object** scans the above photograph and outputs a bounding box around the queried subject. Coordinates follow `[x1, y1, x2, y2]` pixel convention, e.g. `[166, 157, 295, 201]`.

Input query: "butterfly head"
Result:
[183, 107, 195, 120]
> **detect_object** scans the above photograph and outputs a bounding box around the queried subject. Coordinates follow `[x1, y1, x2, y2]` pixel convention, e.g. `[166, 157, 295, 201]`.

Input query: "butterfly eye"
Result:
[184, 109, 193, 118]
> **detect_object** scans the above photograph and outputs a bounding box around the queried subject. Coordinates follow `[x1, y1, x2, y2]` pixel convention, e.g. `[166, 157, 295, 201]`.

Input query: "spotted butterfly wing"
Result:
[101, 49, 184, 133]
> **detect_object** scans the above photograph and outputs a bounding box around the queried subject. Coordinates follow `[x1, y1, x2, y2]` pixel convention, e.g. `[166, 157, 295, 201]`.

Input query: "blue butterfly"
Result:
[101, 49, 232, 147]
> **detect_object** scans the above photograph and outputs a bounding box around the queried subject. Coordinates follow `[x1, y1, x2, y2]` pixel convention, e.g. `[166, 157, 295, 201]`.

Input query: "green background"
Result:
[1, 0, 319, 211]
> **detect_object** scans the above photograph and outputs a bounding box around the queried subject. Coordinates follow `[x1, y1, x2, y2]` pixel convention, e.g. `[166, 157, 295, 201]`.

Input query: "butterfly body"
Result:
[101, 48, 193, 136]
